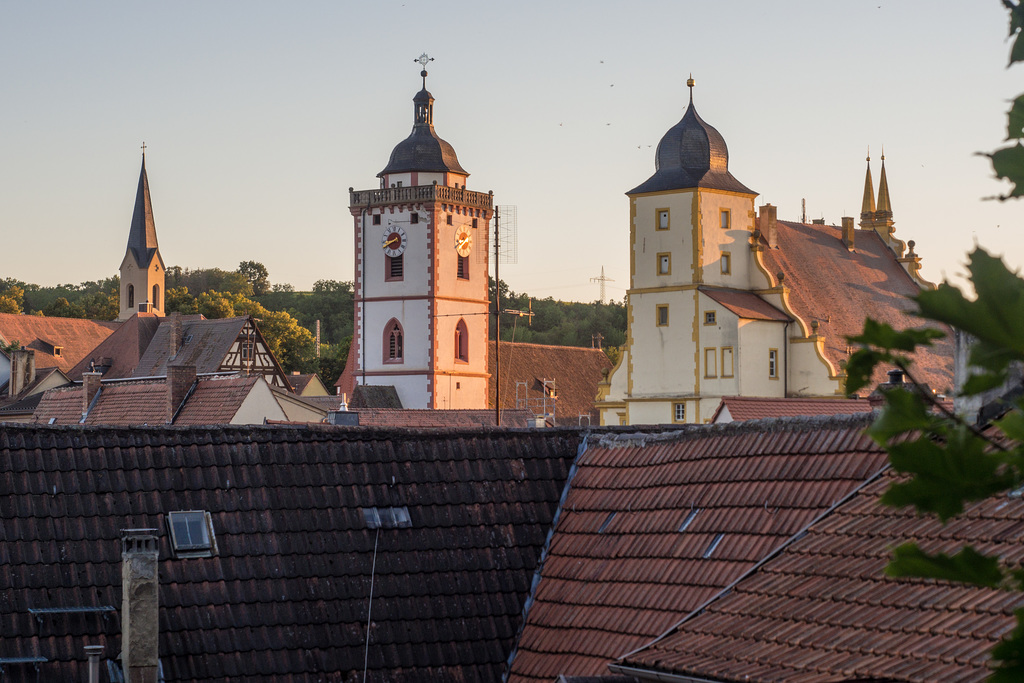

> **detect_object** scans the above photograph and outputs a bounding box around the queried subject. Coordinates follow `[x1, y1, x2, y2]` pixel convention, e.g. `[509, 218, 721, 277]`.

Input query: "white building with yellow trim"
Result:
[596, 82, 951, 425]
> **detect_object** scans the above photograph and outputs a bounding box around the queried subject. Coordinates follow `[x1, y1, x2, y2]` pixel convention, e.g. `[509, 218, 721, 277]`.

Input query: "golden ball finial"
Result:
[686, 75, 695, 89]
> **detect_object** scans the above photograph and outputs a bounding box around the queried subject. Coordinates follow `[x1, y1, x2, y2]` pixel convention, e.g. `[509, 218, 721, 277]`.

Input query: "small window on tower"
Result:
[720, 210, 730, 230]
[705, 311, 716, 325]
[447, 214, 453, 225]
[372, 214, 381, 225]
[410, 212, 419, 224]
[657, 209, 670, 230]
[673, 402, 686, 423]
[656, 305, 669, 327]
[472, 218, 478, 229]
[385, 320, 404, 363]
[457, 255, 469, 280]
[769, 349, 779, 379]
[127, 284, 135, 308]
[657, 253, 671, 276]
[455, 318, 469, 362]
[721, 252, 731, 275]
[387, 254, 404, 281]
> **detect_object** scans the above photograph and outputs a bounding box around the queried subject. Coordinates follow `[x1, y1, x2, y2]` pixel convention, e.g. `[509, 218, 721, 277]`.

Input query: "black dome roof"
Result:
[629, 97, 754, 196]
[379, 87, 468, 178]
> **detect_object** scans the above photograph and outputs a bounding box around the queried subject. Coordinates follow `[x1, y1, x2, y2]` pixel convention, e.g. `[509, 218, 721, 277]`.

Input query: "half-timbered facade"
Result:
[349, 61, 492, 409]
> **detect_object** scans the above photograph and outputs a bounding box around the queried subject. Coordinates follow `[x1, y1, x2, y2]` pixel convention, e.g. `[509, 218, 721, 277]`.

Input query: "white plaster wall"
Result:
[788, 339, 842, 397]
[230, 382, 287, 425]
[696, 296, 740, 399]
[627, 400, 672, 425]
[364, 208, 432, 300]
[628, 289, 699, 397]
[357, 374, 429, 409]
[737, 320, 787, 397]
[632, 191, 695, 290]
[363, 300, 431, 371]
[698, 191, 756, 290]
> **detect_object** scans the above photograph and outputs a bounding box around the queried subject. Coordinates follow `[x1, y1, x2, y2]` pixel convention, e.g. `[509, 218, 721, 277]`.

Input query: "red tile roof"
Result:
[174, 375, 262, 425]
[507, 415, 889, 682]
[712, 395, 873, 422]
[0, 313, 119, 373]
[761, 222, 953, 392]
[355, 408, 535, 428]
[490, 341, 612, 426]
[0, 423, 581, 682]
[68, 313, 161, 380]
[617, 468, 1024, 682]
[701, 287, 790, 321]
[133, 316, 245, 377]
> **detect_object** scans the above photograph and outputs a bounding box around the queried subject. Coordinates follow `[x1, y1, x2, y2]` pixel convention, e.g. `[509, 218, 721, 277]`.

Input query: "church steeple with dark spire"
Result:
[118, 147, 166, 320]
[860, 152, 876, 221]
[876, 152, 892, 216]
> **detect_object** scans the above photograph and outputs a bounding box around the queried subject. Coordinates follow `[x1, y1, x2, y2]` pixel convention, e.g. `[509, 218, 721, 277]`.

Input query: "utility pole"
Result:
[590, 266, 614, 304]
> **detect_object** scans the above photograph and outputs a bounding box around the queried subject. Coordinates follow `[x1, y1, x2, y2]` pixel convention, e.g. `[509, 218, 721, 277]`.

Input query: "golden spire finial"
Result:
[880, 144, 885, 162]
[866, 145, 870, 162]
[686, 73, 695, 102]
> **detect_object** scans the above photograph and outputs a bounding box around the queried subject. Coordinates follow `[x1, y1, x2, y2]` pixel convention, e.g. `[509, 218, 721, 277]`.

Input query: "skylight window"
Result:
[702, 533, 725, 558]
[678, 508, 700, 532]
[363, 506, 412, 529]
[598, 511, 616, 534]
[167, 511, 216, 558]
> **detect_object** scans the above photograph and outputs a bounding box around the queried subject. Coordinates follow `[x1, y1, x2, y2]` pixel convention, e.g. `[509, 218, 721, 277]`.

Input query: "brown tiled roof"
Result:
[0, 313, 119, 372]
[173, 375, 261, 425]
[712, 395, 873, 422]
[334, 338, 358, 393]
[701, 287, 790, 321]
[762, 222, 953, 392]
[351, 384, 403, 409]
[490, 341, 612, 427]
[285, 372, 317, 393]
[355, 408, 535, 428]
[507, 415, 889, 682]
[32, 375, 261, 426]
[617, 468, 1024, 682]
[68, 312, 162, 380]
[0, 423, 581, 682]
[133, 316, 245, 377]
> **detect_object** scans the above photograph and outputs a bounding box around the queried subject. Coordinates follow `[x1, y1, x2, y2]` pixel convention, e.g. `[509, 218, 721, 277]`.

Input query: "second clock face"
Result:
[454, 228, 472, 257]
[382, 225, 407, 257]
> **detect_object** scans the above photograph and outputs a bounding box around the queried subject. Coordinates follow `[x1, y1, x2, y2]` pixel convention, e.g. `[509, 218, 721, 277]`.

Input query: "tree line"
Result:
[0, 264, 626, 385]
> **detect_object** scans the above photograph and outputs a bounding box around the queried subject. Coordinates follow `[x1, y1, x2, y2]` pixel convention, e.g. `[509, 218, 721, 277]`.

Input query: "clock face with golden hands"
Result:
[382, 225, 407, 257]
[454, 227, 472, 257]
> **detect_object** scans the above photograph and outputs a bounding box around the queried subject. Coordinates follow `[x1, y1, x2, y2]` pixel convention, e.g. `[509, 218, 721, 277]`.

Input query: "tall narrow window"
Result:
[720, 210, 730, 230]
[152, 284, 160, 310]
[387, 254, 404, 281]
[372, 214, 381, 225]
[656, 305, 669, 327]
[385, 320, 404, 363]
[657, 209, 670, 230]
[722, 347, 734, 378]
[769, 349, 779, 378]
[721, 252, 731, 274]
[410, 212, 419, 224]
[705, 348, 718, 378]
[447, 214, 453, 225]
[457, 255, 469, 280]
[455, 318, 469, 362]
[673, 402, 686, 423]
[657, 253, 671, 276]
[127, 284, 135, 308]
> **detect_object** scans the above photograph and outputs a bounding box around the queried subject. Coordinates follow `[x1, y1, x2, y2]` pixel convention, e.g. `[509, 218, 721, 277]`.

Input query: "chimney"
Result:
[841, 216, 855, 249]
[121, 530, 159, 683]
[167, 364, 196, 422]
[82, 372, 103, 419]
[8, 347, 35, 397]
[84, 644, 104, 683]
[758, 204, 778, 248]
[169, 313, 182, 358]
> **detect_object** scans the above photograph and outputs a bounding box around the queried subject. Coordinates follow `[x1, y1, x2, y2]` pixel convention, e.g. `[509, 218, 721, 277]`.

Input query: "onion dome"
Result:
[378, 69, 468, 178]
[629, 78, 754, 195]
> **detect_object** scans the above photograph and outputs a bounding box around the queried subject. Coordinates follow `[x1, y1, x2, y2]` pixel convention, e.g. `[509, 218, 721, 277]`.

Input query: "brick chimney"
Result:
[167, 364, 196, 422]
[8, 347, 35, 397]
[168, 313, 182, 359]
[758, 204, 778, 248]
[841, 216, 856, 250]
[82, 372, 103, 420]
[121, 530, 159, 683]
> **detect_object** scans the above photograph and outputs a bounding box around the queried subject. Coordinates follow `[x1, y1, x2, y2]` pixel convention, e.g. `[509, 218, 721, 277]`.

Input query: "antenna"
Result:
[493, 205, 518, 427]
[801, 198, 806, 224]
[493, 205, 518, 264]
[590, 266, 614, 303]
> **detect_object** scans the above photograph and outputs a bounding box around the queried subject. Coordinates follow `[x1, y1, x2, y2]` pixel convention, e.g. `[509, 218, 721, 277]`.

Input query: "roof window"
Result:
[167, 510, 216, 558]
[363, 506, 412, 529]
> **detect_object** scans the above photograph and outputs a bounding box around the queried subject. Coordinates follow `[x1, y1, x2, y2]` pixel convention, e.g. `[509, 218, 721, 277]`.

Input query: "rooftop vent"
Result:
[702, 533, 725, 558]
[363, 506, 412, 529]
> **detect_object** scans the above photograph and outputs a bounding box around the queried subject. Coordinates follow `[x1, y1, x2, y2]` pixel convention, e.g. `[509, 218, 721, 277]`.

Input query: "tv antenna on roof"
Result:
[493, 204, 519, 427]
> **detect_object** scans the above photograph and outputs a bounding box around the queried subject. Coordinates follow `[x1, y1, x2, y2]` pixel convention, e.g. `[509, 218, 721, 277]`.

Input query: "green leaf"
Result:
[886, 543, 1004, 588]
[843, 348, 885, 396]
[991, 610, 1024, 683]
[1008, 94, 1024, 140]
[990, 144, 1024, 197]
[866, 389, 937, 445]
[961, 369, 1009, 395]
[996, 408, 1024, 443]
[882, 425, 1015, 521]
[847, 318, 944, 352]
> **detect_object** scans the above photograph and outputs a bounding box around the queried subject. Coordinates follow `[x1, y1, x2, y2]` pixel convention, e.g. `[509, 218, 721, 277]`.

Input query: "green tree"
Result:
[165, 286, 199, 314]
[0, 296, 20, 314]
[42, 297, 86, 318]
[237, 260, 270, 295]
[197, 291, 235, 319]
[844, 6, 1024, 678]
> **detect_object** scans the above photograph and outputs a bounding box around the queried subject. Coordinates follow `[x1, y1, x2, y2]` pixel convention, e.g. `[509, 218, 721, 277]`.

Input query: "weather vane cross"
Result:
[415, 53, 434, 69]
[141, 141, 147, 156]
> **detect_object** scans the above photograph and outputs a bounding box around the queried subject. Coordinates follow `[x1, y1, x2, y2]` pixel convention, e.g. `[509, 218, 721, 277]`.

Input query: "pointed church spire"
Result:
[860, 150, 876, 219]
[126, 151, 159, 268]
[876, 150, 892, 215]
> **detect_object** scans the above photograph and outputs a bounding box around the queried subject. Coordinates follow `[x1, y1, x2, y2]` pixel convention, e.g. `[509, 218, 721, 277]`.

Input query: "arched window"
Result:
[455, 318, 469, 363]
[384, 319, 404, 363]
[152, 284, 160, 310]
[127, 284, 135, 308]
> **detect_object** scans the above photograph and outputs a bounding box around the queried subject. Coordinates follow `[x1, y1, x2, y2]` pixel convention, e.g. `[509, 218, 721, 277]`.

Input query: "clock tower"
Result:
[348, 57, 492, 409]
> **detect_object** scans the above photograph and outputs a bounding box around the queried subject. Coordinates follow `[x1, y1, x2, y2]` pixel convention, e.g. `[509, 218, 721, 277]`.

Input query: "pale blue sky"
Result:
[0, 1, 1018, 301]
